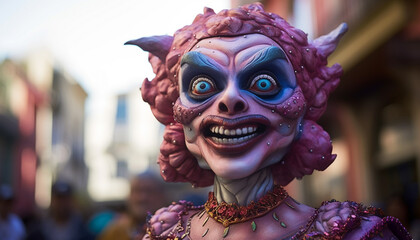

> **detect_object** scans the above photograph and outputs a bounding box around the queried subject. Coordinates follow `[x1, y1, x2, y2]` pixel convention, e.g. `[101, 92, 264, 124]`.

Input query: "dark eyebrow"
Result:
[180, 51, 221, 71]
[241, 46, 287, 73]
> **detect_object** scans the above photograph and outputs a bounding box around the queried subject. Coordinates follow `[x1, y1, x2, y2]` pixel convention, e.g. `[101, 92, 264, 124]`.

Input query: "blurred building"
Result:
[0, 59, 44, 216]
[322, 0, 420, 208]
[231, 0, 420, 213]
[0, 51, 89, 216]
[85, 88, 162, 202]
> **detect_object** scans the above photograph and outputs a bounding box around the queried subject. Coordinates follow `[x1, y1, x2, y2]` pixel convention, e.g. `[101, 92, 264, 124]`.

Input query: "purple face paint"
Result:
[175, 34, 302, 179]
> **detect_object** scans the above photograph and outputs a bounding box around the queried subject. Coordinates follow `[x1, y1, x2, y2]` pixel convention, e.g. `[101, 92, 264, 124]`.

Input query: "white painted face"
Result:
[178, 34, 302, 180]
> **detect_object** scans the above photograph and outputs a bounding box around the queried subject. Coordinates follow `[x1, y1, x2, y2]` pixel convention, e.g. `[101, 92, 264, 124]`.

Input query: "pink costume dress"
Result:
[143, 189, 411, 239]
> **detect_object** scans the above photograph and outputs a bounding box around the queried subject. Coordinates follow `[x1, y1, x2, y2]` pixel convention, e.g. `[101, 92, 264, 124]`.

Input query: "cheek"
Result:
[275, 87, 306, 119]
[174, 98, 214, 144]
[266, 115, 301, 147]
[276, 120, 301, 136]
[173, 99, 201, 124]
[183, 125, 198, 143]
[173, 98, 215, 124]
[252, 89, 304, 136]
[257, 87, 306, 120]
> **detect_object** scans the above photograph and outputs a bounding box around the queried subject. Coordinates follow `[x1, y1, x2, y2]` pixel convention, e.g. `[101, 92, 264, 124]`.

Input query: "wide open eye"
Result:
[190, 76, 217, 99]
[248, 74, 280, 97]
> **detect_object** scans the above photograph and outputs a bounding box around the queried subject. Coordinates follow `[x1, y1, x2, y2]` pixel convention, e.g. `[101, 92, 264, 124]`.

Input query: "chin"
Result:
[199, 142, 290, 180]
[212, 159, 260, 180]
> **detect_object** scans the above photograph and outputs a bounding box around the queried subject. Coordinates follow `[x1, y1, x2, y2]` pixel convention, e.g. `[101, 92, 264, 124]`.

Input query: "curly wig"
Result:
[127, 3, 347, 187]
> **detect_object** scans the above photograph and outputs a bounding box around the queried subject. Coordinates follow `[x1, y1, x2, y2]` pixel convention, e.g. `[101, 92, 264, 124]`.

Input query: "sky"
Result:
[0, 0, 230, 105]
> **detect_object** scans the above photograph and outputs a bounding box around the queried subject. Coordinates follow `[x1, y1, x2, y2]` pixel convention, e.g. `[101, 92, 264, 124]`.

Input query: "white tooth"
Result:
[222, 138, 228, 144]
[214, 126, 219, 134]
[219, 127, 224, 135]
[253, 127, 257, 132]
[236, 129, 242, 135]
[238, 137, 244, 143]
[224, 129, 230, 135]
[211, 126, 215, 133]
[242, 127, 248, 134]
[212, 137, 217, 142]
[230, 129, 235, 136]
[233, 138, 238, 143]
[248, 127, 253, 133]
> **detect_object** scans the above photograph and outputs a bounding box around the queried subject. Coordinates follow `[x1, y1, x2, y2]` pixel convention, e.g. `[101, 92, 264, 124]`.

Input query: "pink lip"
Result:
[200, 115, 270, 154]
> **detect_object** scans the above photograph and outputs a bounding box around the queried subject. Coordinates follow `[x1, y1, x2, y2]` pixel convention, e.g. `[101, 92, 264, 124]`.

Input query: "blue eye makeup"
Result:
[236, 46, 295, 101]
[180, 51, 225, 102]
[179, 46, 295, 103]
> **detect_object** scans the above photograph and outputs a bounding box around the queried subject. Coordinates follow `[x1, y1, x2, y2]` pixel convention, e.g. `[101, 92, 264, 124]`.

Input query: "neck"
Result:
[213, 168, 274, 206]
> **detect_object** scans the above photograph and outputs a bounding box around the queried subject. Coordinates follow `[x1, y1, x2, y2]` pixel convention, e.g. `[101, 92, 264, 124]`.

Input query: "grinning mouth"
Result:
[206, 125, 263, 144]
[201, 115, 269, 152]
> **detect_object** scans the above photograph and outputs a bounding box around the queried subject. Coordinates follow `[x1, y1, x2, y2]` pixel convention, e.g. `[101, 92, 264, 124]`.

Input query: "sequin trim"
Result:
[360, 216, 412, 240]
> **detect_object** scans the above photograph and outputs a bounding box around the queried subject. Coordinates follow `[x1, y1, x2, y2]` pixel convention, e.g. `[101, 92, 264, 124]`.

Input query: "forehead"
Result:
[190, 34, 281, 67]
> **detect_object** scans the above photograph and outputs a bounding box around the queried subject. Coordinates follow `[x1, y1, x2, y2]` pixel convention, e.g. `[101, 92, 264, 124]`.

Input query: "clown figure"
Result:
[126, 3, 412, 240]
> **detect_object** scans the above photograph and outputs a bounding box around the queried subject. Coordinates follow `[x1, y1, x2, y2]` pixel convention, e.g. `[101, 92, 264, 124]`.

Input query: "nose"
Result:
[217, 83, 248, 114]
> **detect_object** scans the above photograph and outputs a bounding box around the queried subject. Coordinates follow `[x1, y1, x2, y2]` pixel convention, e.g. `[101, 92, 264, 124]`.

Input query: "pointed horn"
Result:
[312, 23, 348, 58]
[125, 35, 174, 61]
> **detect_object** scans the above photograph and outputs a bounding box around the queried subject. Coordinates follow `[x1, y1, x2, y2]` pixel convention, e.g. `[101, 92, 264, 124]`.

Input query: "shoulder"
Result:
[144, 201, 202, 240]
[351, 216, 412, 240]
[300, 200, 412, 240]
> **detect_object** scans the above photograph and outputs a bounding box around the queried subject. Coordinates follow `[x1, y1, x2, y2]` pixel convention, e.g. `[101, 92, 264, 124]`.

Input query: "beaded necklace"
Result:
[204, 184, 288, 228]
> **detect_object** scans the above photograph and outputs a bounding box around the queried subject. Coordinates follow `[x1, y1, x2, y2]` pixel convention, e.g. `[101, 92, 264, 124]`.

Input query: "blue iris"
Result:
[255, 78, 272, 91]
[194, 81, 212, 94]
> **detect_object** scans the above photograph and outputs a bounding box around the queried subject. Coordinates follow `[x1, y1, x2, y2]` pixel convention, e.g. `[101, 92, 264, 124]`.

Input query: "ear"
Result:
[311, 23, 348, 59]
[125, 35, 174, 62]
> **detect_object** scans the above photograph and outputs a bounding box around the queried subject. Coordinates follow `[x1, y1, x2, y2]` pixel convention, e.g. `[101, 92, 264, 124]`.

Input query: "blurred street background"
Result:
[1, 0, 420, 238]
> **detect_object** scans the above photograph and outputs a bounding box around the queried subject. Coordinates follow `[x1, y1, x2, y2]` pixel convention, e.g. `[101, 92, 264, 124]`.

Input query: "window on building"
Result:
[116, 95, 127, 124]
[116, 159, 128, 178]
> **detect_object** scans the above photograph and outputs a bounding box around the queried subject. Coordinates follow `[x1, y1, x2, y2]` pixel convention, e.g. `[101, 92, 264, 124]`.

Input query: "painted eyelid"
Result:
[237, 65, 284, 89]
[181, 64, 227, 92]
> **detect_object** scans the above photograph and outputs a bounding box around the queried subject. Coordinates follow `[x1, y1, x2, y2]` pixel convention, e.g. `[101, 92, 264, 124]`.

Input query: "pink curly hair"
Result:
[127, 3, 347, 187]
